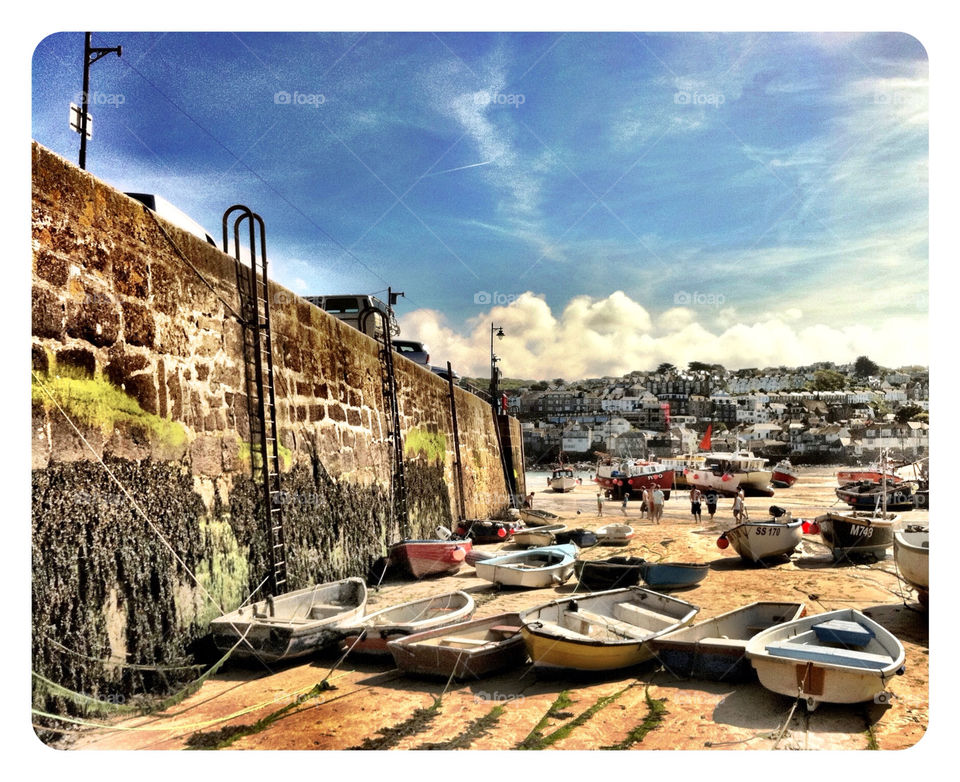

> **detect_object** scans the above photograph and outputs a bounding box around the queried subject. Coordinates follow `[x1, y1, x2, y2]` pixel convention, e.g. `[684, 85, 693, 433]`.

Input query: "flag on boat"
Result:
[699, 424, 712, 451]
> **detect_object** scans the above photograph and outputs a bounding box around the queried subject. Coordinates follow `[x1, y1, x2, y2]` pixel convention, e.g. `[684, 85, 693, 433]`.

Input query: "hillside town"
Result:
[489, 358, 929, 466]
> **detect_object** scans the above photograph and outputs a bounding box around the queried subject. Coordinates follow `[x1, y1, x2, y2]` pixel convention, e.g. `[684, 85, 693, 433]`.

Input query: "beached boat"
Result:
[574, 556, 645, 590]
[649, 601, 806, 681]
[638, 561, 709, 590]
[837, 465, 903, 486]
[660, 454, 707, 490]
[771, 460, 798, 488]
[596, 523, 635, 545]
[520, 508, 561, 525]
[513, 523, 567, 548]
[548, 467, 578, 493]
[474, 543, 578, 588]
[687, 450, 774, 497]
[594, 458, 674, 500]
[519, 587, 699, 672]
[455, 519, 520, 544]
[554, 528, 599, 548]
[209, 578, 368, 662]
[894, 523, 929, 603]
[835, 481, 915, 512]
[387, 612, 527, 680]
[745, 609, 906, 710]
[815, 510, 898, 562]
[338, 591, 475, 655]
[717, 507, 804, 563]
[389, 539, 472, 579]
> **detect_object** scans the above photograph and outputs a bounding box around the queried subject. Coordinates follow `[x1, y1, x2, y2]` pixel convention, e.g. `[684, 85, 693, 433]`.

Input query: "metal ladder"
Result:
[223, 205, 287, 596]
[361, 289, 408, 537]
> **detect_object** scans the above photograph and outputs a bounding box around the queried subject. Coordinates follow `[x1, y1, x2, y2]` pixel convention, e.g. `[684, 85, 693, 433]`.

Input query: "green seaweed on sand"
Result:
[519, 682, 639, 750]
[415, 704, 506, 750]
[347, 696, 443, 750]
[514, 690, 575, 750]
[601, 684, 668, 749]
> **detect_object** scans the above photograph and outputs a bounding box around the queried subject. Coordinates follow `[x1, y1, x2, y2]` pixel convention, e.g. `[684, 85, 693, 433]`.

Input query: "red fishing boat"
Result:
[837, 465, 903, 485]
[594, 458, 673, 500]
[388, 539, 472, 579]
[771, 460, 798, 488]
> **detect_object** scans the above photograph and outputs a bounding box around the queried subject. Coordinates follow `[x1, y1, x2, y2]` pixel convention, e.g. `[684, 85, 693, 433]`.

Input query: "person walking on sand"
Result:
[732, 490, 745, 522]
[597, 492, 604, 517]
[640, 487, 651, 520]
[621, 491, 630, 516]
[705, 488, 718, 523]
[652, 486, 665, 524]
[523, 491, 535, 509]
[689, 486, 702, 524]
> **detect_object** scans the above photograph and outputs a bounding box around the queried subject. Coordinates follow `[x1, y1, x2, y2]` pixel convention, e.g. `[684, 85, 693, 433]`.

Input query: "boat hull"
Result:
[893, 525, 928, 594]
[388, 613, 527, 680]
[389, 540, 472, 578]
[639, 561, 709, 590]
[836, 483, 915, 512]
[722, 518, 804, 563]
[745, 608, 906, 709]
[339, 591, 475, 655]
[816, 512, 897, 561]
[837, 469, 902, 485]
[650, 602, 806, 682]
[474, 543, 578, 588]
[209, 578, 368, 662]
[595, 465, 674, 500]
[574, 557, 644, 590]
[513, 524, 566, 548]
[596, 524, 634, 545]
[548, 477, 578, 492]
[520, 508, 561, 525]
[771, 465, 798, 488]
[520, 587, 699, 672]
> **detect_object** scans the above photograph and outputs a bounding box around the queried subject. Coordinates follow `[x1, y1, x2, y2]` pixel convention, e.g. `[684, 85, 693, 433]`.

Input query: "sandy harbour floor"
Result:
[54, 468, 930, 753]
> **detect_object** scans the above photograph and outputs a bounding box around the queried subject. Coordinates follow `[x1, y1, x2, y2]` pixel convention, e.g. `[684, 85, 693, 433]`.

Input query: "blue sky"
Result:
[31, 30, 929, 378]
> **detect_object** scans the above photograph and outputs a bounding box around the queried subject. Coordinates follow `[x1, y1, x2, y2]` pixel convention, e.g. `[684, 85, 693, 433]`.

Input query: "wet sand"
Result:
[58, 468, 928, 752]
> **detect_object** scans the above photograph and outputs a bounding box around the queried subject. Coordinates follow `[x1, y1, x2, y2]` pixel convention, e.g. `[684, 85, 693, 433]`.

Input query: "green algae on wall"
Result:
[31, 366, 186, 449]
[238, 439, 293, 472]
[403, 428, 447, 464]
[193, 519, 250, 627]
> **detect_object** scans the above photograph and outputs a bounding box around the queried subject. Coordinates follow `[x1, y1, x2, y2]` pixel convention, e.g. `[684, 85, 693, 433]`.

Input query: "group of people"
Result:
[595, 484, 749, 525]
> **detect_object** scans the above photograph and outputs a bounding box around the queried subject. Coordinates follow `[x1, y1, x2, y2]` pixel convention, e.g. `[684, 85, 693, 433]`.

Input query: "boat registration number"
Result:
[850, 526, 874, 538]
[755, 527, 781, 536]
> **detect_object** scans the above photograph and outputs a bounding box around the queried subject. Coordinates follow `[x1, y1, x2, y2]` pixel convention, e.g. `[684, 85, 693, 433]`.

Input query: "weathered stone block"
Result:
[31, 344, 49, 373]
[65, 292, 120, 347]
[32, 286, 65, 340]
[346, 408, 362, 427]
[190, 435, 222, 476]
[121, 300, 156, 348]
[34, 248, 70, 287]
[55, 346, 97, 377]
[113, 248, 149, 298]
[125, 373, 159, 415]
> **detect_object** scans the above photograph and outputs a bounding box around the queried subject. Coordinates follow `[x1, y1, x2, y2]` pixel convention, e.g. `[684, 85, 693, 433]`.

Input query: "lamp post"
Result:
[77, 32, 122, 170]
[490, 324, 505, 412]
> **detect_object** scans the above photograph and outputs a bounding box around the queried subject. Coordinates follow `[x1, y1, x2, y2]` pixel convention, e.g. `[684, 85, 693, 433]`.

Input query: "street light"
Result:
[490, 324, 505, 411]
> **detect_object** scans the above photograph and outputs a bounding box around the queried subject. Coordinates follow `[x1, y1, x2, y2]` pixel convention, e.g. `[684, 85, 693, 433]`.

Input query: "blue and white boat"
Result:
[474, 543, 578, 588]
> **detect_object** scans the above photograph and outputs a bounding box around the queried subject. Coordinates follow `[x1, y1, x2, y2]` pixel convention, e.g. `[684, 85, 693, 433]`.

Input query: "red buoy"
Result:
[717, 536, 729, 549]
[497, 528, 507, 538]
[808, 522, 820, 535]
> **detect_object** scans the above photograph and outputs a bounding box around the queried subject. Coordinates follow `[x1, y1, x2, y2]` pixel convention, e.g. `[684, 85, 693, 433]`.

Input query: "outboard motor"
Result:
[769, 505, 787, 519]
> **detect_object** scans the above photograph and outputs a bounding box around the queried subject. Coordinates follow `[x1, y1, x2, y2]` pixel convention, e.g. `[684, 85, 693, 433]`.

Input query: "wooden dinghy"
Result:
[387, 612, 527, 680]
[596, 523, 635, 545]
[455, 519, 522, 544]
[574, 556, 645, 591]
[474, 543, 578, 588]
[815, 511, 898, 562]
[717, 508, 804, 563]
[638, 561, 710, 590]
[520, 508, 561, 525]
[745, 609, 906, 710]
[649, 601, 806, 681]
[209, 578, 368, 663]
[519, 587, 699, 672]
[338, 591, 475, 655]
[388, 539, 473, 579]
[894, 523, 928, 603]
[513, 523, 568, 548]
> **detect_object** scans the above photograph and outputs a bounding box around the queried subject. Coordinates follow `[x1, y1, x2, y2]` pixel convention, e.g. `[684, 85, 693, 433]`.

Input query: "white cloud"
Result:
[399, 291, 927, 379]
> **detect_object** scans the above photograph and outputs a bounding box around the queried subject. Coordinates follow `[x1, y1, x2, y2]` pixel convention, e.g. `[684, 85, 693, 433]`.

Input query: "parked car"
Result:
[431, 365, 460, 383]
[393, 340, 430, 366]
[305, 294, 399, 338]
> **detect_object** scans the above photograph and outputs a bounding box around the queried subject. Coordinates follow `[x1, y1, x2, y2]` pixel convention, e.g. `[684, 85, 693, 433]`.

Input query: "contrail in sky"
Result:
[423, 159, 497, 177]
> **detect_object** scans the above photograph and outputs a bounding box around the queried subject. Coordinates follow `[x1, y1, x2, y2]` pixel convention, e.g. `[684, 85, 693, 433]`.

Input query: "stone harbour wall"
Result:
[30, 142, 525, 716]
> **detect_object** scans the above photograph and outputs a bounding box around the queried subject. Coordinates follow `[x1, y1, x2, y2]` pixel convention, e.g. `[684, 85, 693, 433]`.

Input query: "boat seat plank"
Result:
[489, 625, 522, 635]
[765, 641, 891, 669]
[442, 636, 493, 647]
[612, 601, 676, 631]
[533, 619, 595, 642]
[812, 619, 874, 647]
[696, 637, 747, 648]
[565, 609, 650, 640]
